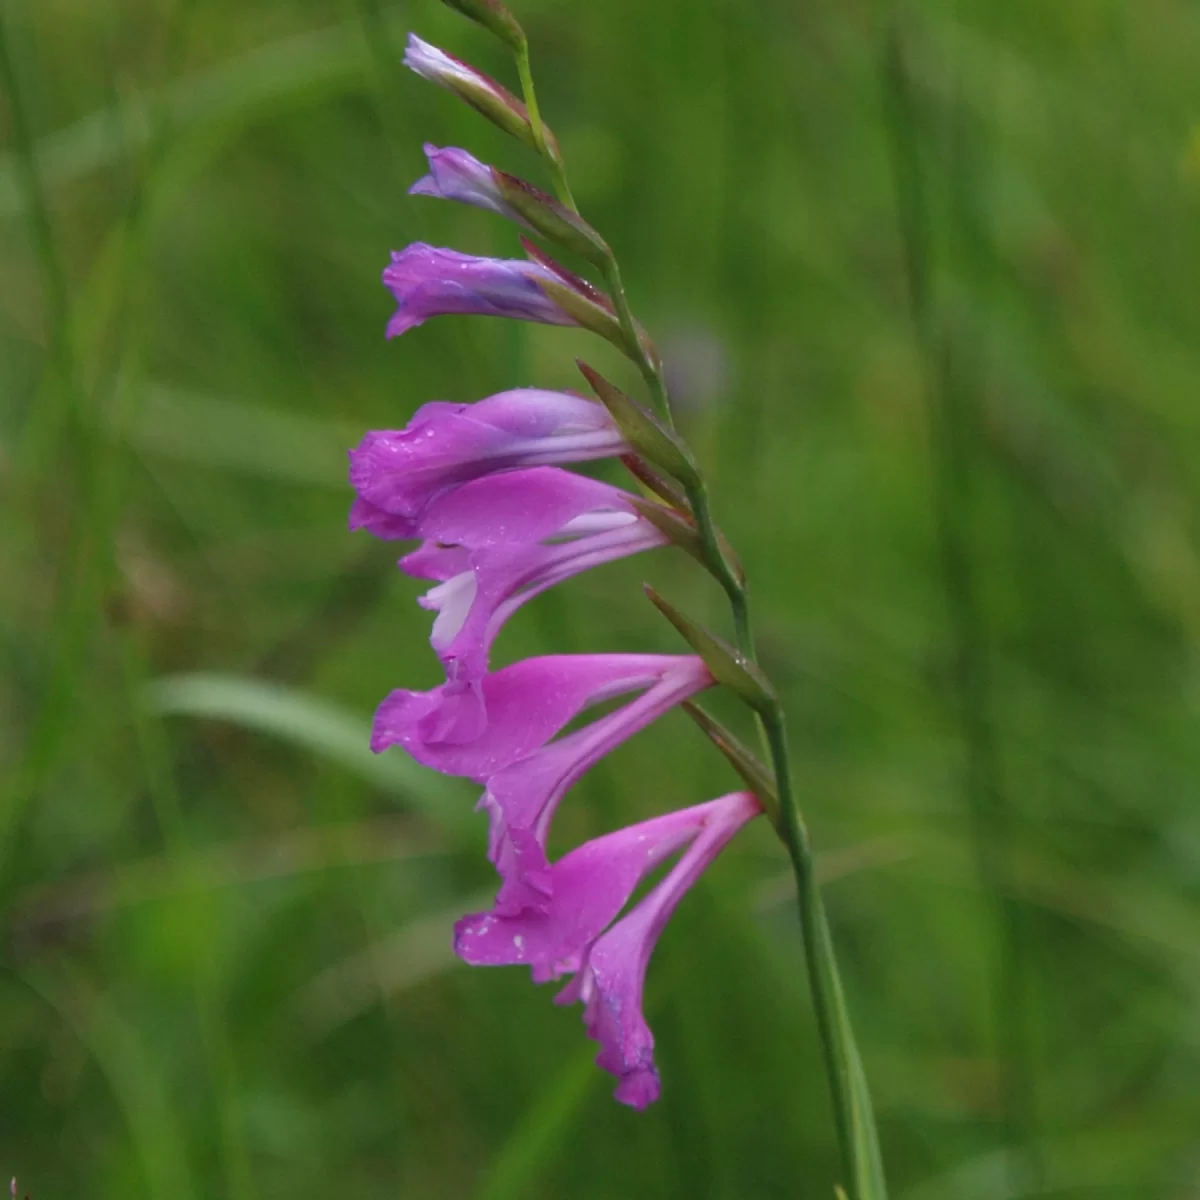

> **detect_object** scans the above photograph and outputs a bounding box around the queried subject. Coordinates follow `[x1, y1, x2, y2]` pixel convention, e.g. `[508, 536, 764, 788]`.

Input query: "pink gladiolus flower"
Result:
[383, 243, 577, 339]
[402, 511, 666, 684]
[373, 655, 713, 916]
[409, 143, 530, 226]
[455, 792, 762, 1108]
[348, 390, 626, 539]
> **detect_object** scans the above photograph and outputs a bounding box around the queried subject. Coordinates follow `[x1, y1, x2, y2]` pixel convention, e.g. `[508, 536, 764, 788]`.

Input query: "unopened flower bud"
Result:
[440, 0, 526, 52]
[403, 34, 559, 158]
[409, 145, 610, 268]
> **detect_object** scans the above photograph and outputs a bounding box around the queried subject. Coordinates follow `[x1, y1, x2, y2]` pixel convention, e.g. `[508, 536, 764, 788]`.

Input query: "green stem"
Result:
[685, 479, 751, 652]
[765, 714, 887, 1199]
[515, 40, 576, 211]
[509, 35, 887, 1196]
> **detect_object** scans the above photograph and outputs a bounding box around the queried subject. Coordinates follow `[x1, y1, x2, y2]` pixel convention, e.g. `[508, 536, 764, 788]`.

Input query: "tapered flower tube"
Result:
[348, 389, 626, 539]
[383, 243, 577, 339]
[373, 654, 713, 915]
[455, 791, 762, 1108]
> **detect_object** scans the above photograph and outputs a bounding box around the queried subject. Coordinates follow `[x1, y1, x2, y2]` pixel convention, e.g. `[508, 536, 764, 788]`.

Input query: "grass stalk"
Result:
[880, 15, 1038, 1183]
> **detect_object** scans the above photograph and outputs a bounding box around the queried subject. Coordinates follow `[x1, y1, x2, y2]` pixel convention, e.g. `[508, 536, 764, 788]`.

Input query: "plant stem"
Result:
[512, 38, 887, 1196]
[515, 41, 575, 210]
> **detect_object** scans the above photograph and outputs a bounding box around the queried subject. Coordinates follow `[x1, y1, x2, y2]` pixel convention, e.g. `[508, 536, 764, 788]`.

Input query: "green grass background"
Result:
[3, 0, 1200, 1196]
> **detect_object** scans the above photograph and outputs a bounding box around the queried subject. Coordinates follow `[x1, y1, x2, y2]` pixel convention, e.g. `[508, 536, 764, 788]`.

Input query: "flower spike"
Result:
[355, 12, 888, 1158]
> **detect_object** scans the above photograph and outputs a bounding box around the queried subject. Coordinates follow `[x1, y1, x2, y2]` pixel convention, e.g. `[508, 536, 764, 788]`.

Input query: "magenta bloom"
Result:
[383, 243, 577, 339]
[409, 143, 530, 227]
[348, 389, 626, 539]
[456, 791, 762, 1108]
[373, 654, 713, 916]
[401, 501, 666, 684]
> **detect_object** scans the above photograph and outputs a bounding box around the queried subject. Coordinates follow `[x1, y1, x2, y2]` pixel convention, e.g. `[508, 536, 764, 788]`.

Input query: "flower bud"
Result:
[440, 0, 526, 52]
[403, 34, 560, 158]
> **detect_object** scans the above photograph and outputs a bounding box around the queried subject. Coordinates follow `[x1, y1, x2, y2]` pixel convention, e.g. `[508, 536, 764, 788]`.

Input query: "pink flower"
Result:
[373, 655, 714, 916]
[455, 792, 762, 1108]
[348, 390, 626, 539]
[383, 243, 576, 339]
[402, 511, 667, 684]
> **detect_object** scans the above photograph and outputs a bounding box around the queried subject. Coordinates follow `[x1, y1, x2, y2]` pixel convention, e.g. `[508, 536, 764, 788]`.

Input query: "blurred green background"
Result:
[3, 0, 1200, 1196]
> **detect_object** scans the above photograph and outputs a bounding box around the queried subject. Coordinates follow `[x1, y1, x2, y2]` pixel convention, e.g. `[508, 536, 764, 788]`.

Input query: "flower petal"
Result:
[407, 519, 667, 684]
[477, 660, 714, 914]
[383, 243, 574, 338]
[554, 792, 761, 1108]
[454, 799, 720, 977]
[371, 654, 698, 780]
[348, 390, 624, 536]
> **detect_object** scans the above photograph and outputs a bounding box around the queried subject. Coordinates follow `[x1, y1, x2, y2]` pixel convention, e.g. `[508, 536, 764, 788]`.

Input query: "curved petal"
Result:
[348, 392, 624, 536]
[554, 792, 762, 1108]
[478, 660, 714, 915]
[371, 654, 696, 780]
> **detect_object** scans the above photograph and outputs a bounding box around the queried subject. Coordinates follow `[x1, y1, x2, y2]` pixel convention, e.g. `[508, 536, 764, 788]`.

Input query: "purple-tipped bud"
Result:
[409, 144, 532, 226]
[403, 34, 557, 156]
